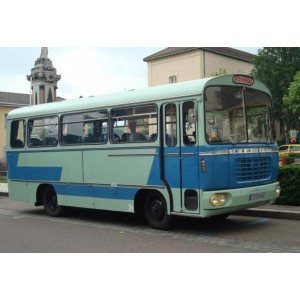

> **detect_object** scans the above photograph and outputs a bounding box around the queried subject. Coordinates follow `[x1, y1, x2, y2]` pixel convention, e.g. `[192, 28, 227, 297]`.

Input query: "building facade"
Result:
[144, 47, 254, 86]
[0, 92, 29, 160]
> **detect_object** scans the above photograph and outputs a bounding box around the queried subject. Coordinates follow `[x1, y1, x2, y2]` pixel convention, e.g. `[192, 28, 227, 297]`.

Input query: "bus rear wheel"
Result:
[144, 192, 172, 230]
[43, 185, 64, 217]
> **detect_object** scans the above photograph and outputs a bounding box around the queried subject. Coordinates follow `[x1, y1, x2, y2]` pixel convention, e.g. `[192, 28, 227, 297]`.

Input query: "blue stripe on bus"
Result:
[53, 184, 138, 200]
[7, 152, 62, 181]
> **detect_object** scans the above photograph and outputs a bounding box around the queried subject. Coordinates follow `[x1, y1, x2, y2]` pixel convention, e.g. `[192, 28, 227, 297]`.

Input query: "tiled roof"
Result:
[0, 91, 30, 107]
[143, 47, 255, 62]
[0, 91, 65, 107]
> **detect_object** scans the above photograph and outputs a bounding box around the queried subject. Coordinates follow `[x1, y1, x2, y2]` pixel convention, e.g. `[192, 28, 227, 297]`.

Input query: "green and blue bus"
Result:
[6, 74, 280, 229]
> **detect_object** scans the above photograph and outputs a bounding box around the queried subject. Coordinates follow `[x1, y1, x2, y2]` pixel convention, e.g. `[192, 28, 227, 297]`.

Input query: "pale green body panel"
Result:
[82, 147, 158, 186]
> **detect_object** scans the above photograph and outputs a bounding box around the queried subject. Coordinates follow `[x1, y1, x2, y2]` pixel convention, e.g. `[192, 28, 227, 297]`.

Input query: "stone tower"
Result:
[27, 47, 61, 105]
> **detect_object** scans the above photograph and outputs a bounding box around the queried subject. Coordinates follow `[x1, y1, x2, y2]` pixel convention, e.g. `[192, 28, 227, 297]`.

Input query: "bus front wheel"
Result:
[144, 192, 172, 230]
[43, 185, 64, 217]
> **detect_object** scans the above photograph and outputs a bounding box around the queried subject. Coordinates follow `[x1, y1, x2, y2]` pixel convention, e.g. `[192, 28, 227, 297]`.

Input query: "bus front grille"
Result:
[235, 157, 271, 181]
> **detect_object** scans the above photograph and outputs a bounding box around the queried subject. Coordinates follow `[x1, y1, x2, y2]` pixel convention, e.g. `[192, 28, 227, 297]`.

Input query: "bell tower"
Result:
[27, 47, 61, 105]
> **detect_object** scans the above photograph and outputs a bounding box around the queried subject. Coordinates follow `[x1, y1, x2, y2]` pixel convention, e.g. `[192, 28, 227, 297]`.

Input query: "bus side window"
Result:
[111, 105, 157, 144]
[10, 120, 25, 148]
[165, 104, 177, 147]
[183, 101, 196, 146]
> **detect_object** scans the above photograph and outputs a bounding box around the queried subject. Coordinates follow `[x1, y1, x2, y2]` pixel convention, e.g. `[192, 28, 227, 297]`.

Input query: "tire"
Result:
[144, 192, 172, 230]
[43, 185, 64, 217]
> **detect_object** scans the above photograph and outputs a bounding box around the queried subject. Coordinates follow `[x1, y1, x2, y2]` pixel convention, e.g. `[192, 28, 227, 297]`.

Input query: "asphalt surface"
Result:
[1, 183, 299, 221]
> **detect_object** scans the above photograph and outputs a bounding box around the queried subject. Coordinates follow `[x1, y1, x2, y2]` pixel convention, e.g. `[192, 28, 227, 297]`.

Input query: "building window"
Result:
[169, 76, 177, 84]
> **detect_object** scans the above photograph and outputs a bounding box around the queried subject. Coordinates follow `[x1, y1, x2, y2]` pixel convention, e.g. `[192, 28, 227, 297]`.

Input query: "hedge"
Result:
[275, 165, 300, 206]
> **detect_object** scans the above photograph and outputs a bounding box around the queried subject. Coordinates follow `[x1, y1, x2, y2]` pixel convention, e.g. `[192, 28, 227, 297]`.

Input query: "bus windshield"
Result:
[204, 86, 276, 144]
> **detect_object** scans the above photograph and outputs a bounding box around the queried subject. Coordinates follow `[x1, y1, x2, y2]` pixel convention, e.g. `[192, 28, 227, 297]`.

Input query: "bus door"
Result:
[163, 101, 199, 214]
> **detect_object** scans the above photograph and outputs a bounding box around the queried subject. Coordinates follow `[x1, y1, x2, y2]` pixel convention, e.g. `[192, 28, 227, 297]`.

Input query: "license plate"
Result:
[249, 191, 265, 201]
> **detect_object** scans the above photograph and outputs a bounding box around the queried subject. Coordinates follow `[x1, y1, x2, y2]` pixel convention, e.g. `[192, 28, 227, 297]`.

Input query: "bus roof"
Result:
[7, 75, 270, 119]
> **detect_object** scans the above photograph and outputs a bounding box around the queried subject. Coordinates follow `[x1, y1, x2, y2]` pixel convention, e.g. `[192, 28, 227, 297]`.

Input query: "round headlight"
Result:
[211, 195, 218, 206]
[220, 195, 227, 205]
[209, 193, 228, 207]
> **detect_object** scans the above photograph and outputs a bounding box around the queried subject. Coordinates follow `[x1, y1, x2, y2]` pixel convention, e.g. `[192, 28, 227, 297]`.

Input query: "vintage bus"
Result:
[6, 74, 280, 229]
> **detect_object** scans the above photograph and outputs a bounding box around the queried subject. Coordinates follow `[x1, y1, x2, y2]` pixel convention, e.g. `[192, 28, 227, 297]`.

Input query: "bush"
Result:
[275, 165, 300, 206]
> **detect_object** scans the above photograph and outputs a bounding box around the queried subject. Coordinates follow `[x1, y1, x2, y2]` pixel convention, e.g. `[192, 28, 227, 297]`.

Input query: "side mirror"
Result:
[188, 109, 197, 124]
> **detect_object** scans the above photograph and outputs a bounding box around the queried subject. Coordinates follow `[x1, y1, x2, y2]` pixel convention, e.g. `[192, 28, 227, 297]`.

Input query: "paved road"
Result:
[1, 195, 300, 253]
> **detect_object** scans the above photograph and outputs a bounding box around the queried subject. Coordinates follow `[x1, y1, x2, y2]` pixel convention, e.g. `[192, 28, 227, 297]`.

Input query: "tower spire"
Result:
[40, 47, 48, 59]
[27, 47, 61, 105]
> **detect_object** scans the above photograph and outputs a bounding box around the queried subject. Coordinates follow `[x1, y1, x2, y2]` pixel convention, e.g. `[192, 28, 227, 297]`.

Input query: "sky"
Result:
[0, 47, 260, 100]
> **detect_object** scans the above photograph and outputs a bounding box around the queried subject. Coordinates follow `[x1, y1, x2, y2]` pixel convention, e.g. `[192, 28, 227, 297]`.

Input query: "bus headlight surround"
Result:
[209, 193, 228, 207]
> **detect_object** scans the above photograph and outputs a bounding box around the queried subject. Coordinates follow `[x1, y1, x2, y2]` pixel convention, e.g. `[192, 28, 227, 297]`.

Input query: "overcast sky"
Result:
[0, 47, 260, 100]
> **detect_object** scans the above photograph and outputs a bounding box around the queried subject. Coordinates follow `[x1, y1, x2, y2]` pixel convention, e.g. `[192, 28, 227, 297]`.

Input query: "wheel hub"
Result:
[149, 199, 164, 221]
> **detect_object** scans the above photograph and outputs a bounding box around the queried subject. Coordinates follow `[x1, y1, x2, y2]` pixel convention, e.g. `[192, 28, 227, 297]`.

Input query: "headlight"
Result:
[209, 193, 228, 207]
[276, 184, 281, 197]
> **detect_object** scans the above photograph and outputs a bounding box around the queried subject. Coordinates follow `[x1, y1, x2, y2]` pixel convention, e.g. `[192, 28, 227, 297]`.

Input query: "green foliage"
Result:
[251, 47, 300, 124]
[276, 165, 300, 206]
[283, 71, 300, 126]
[211, 68, 228, 76]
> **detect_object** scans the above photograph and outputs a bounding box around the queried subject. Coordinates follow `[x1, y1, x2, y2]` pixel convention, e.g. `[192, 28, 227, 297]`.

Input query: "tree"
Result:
[211, 68, 228, 76]
[283, 71, 300, 128]
[251, 48, 300, 124]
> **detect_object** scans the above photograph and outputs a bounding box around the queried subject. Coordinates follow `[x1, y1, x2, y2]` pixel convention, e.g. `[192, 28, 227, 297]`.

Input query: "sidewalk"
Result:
[1, 183, 300, 220]
[0, 183, 8, 195]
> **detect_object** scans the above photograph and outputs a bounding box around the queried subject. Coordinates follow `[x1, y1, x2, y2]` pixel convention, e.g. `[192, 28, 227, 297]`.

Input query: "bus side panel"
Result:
[25, 151, 83, 183]
[82, 147, 163, 211]
[7, 151, 29, 203]
[8, 181, 28, 203]
[83, 148, 158, 186]
[15, 150, 84, 206]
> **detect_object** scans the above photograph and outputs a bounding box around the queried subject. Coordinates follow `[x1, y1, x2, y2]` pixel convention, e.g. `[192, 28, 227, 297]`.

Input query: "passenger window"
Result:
[111, 105, 157, 143]
[28, 117, 58, 147]
[61, 111, 108, 145]
[182, 101, 196, 146]
[165, 104, 177, 147]
[10, 120, 25, 148]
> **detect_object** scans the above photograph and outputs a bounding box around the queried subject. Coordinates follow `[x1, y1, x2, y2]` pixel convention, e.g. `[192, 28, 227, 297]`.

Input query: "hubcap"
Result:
[47, 190, 58, 210]
[149, 199, 164, 221]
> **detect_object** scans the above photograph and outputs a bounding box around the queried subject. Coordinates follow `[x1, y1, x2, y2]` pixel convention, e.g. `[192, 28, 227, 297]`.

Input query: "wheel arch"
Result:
[134, 189, 170, 215]
[36, 183, 53, 206]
